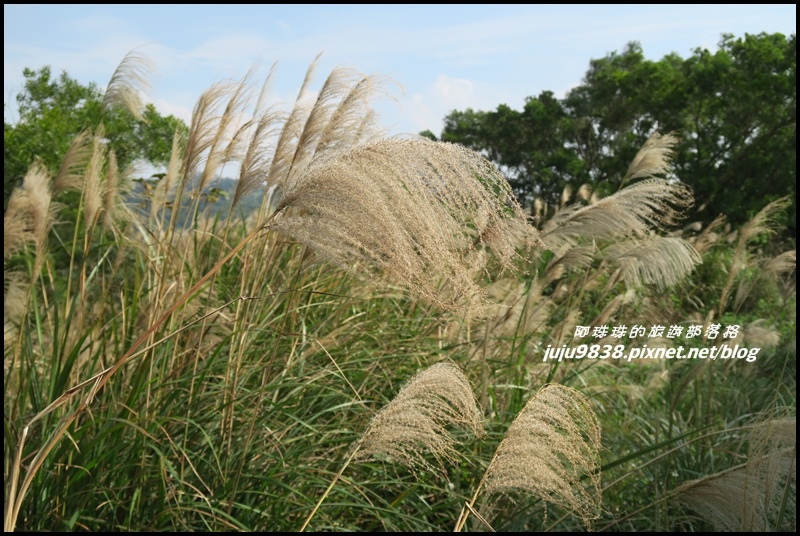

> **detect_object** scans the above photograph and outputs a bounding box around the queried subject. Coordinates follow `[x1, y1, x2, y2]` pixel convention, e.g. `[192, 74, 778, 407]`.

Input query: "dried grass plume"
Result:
[474, 383, 602, 528]
[273, 138, 541, 316]
[355, 361, 484, 474]
[676, 417, 796, 531]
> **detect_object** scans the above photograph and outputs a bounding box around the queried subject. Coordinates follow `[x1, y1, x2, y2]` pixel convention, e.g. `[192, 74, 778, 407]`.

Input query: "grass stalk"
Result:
[4, 208, 284, 532]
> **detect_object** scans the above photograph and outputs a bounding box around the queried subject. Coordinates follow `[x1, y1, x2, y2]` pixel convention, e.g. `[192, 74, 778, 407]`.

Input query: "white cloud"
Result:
[432, 75, 475, 109]
[152, 97, 194, 125]
[397, 75, 479, 136]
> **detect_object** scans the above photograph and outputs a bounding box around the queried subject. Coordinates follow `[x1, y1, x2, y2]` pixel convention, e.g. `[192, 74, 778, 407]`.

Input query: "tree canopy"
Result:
[432, 32, 796, 239]
[4, 65, 187, 212]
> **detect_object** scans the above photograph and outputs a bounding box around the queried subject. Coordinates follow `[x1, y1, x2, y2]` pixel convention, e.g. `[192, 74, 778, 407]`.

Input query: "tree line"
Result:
[424, 32, 796, 240]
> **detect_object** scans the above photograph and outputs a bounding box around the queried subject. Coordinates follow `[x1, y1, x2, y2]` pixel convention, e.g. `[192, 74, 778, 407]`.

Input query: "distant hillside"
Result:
[129, 174, 267, 227]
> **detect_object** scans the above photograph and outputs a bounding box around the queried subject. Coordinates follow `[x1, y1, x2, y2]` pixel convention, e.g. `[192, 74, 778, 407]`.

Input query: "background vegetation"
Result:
[4, 33, 796, 532]
[427, 32, 796, 240]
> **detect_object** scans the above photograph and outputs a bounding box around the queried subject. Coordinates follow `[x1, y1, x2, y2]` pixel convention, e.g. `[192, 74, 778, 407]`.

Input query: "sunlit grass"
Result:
[4, 53, 795, 532]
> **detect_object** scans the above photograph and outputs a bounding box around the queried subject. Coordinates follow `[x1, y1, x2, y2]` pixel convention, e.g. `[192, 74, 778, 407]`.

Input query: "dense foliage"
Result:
[4, 65, 187, 212]
[431, 32, 796, 239]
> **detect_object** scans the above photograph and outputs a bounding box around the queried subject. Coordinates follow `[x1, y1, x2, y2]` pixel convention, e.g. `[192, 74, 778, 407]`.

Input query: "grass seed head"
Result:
[355, 362, 484, 475]
[273, 138, 540, 317]
[480, 383, 602, 527]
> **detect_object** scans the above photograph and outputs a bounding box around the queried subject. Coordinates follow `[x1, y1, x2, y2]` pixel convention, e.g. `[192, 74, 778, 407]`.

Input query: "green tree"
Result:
[437, 32, 796, 239]
[439, 93, 585, 206]
[4, 65, 187, 212]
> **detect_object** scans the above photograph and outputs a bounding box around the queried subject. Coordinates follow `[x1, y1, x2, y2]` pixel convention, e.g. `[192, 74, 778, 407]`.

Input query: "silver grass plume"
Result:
[560, 184, 573, 208]
[100, 151, 136, 236]
[83, 125, 107, 231]
[231, 106, 284, 209]
[465, 384, 602, 529]
[300, 362, 482, 531]
[271, 63, 392, 193]
[196, 68, 256, 194]
[3, 272, 29, 347]
[102, 50, 153, 119]
[354, 362, 484, 474]
[622, 131, 679, 186]
[150, 131, 184, 221]
[603, 235, 702, 290]
[4, 163, 56, 279]
[742, 320, 781, 350]
[544, 243, 596, 284]
[738, 196, 792, 245]
[676, 417, 796, 531]
[182, 79, 243, 187]
[541, 178, 694, 248]
[286, 66, 367, 180]
[689, 214, 727, 255]
[232, 64, 390, 210]
[733, 248, 796, 312]
[268, 55, 320, 189]
[4, 189, 32, 261]
[101, 151, 120, 231]
[763, 250, 796, 278]
[314, 75, 392, 155]
[53, 131, 93, 194]
[577, 183, 593, 202]
[541, 132, 691, 248]
[231, 62, 281, 208]
[272, 138, 540, 316]
[719, 196, 792, 315]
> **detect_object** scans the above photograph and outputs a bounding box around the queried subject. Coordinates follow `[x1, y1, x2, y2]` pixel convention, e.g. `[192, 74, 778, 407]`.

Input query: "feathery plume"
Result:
[300, 362, 482, 531]
[3, 271, 29, 320]
[541, 132, 691, 248]
[355, 362, 484, 473]
[287, 67, 365, 177]
[576, 183, 593, 202]
[544, 244, 596, 283]
[53, 131, 93, 194]
[622, 131, 679, 185]
[455, 384, 602, 531]
[83, 126, 107, 231]
[268, 55, 321, 189]
[689, 214, 726, 255]
[273, 138, 540, 316]
[676, 417, 796, 531]
[739, 197, 791, 245]
[315, 74, 393, 155]
[560, 184, 573, 208]
[603, 236, 702, 290]
[150, 131, 184, 221]
[763, 250, 796, 278]
[542, 178, 693, 248]
[479, 384, 602, 526]
[719, 196, 791, 315]
[182, 80, 241, 185]
[232, 108, 284, 209]
[3, 190, 32, 260]
[14, 163, 56, 279]
[197, 68, 257, 194]
[100, 151, 131, 234]
[102, 50, 153, 119]
[743, 320, 781, 350]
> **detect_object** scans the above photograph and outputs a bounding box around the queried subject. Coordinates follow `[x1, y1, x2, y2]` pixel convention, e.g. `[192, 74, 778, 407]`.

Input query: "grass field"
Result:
[4, 56, 795, 532]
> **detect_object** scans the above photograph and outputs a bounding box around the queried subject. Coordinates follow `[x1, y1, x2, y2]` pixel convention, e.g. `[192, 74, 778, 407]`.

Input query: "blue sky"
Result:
[4, 4, 796, 137]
